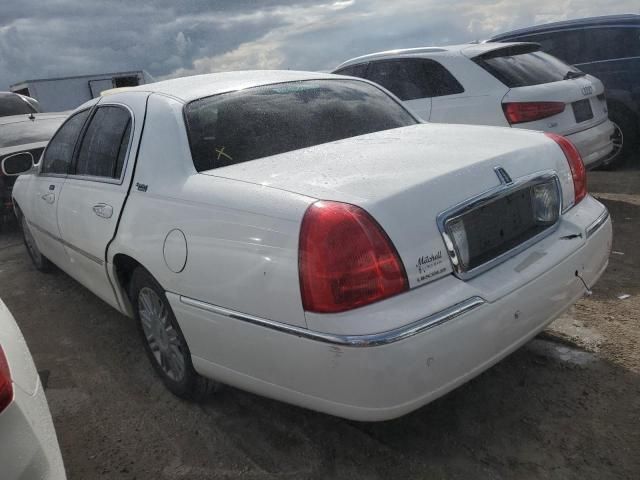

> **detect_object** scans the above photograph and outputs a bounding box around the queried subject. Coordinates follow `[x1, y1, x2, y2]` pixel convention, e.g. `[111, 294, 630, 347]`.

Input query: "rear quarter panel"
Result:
[108, 94, 313, 327]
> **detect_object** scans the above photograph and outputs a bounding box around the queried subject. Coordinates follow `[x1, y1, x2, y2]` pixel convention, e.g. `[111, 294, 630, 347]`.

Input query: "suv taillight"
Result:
[503, 102, 566, 125]
[545, 132, 587, 205]
[299, 201, 408, 313]
[0, 345, 12, 413]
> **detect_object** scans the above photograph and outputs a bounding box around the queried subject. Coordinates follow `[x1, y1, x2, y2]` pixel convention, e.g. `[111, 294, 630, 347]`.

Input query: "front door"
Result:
[27, 109, 92, 271]
[56, 101, 141, 308]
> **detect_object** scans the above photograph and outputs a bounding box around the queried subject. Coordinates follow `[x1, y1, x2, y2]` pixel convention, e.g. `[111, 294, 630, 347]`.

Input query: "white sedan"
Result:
[334, 43, 616, 169]
[4, 71, 611, 421]
[0, 298, 66, 479]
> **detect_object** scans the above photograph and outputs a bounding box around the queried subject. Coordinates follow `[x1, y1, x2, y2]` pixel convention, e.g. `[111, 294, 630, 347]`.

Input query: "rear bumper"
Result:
[565, 119, 615, 169]
[170, 199, 612, 421]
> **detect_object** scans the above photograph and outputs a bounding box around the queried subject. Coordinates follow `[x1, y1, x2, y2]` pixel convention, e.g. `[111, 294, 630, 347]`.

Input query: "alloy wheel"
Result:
[138, 287, 186, 382]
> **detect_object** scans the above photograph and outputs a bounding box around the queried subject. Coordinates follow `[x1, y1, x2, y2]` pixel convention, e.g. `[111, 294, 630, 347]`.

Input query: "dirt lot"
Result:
[0, 165, 638, 480]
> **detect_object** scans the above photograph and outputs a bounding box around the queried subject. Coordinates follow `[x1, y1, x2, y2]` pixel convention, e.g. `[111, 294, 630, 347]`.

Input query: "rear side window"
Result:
[512, 31, 585, 64]
[366, 59, 463, 101]
[473, 48, 582, 87]
[185, 79, 416, 171]
[74, 106, 132, 179]
[0, 94, 36, 117]
[581, 27, 640, 62]
[334, 63, 369, 78]
[41, 109, 91, 175]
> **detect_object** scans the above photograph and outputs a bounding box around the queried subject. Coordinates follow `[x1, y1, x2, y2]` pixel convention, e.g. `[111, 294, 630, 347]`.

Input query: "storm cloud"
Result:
[0, 0, 637, 89]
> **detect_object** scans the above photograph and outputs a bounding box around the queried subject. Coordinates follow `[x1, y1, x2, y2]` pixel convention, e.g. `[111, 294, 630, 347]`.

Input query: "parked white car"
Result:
[0, 298, 66, 479]
[4, 71, 611, 421]
[334, 43, 616, 169]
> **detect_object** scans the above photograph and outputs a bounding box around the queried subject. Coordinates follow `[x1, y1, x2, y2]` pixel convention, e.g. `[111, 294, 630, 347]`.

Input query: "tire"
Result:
[605, 108, 639, 168]
[21, 215, 54, 272]
[129, 267, 217, 401]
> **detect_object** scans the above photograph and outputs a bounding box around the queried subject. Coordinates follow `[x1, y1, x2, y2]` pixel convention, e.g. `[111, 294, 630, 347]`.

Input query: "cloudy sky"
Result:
[0, 0, 637, 89]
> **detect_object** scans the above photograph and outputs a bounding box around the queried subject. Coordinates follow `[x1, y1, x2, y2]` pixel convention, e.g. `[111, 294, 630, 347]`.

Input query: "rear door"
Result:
[56, 97, 144, 308]
[26, 109, 91, 270]
[473, 45, 608, 134]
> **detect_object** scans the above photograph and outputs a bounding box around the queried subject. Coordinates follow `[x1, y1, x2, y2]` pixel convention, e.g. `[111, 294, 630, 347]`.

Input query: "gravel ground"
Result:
[0, 163, 638, 480]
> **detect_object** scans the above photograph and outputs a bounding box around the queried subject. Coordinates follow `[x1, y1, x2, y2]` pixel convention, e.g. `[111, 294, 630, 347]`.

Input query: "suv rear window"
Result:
[473, 47, 582, 87]
[185, 79, 417, 171]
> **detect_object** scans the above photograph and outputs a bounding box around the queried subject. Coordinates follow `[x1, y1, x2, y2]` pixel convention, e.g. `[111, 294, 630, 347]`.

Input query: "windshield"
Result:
[474, 50, 583, 87]
[185, 79, 417, 171]
[0, 93, 37, 117]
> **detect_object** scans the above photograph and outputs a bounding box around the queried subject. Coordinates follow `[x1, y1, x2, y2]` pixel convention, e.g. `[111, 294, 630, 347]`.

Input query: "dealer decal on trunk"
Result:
[416, 250, 446, 283]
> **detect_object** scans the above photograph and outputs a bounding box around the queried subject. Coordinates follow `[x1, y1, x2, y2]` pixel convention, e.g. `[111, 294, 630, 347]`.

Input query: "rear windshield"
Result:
[184, 79, 417, 171]
[0, 94, 37, 117]
[473, 49, 582, 88]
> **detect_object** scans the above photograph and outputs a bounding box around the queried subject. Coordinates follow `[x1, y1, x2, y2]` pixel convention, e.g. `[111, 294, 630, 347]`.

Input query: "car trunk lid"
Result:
[204, 123, 573, 288]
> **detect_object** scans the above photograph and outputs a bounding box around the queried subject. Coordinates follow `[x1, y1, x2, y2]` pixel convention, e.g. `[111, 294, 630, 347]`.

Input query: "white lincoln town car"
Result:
[3, 71, 611, 421]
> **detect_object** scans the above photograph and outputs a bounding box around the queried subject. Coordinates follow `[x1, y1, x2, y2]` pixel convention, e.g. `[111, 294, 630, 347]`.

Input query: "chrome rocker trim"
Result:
[586, 209, 610, 239]
[179, 296, 486, 347]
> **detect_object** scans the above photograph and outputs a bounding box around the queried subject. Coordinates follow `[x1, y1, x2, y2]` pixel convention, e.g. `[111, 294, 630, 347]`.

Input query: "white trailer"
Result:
[9, 70, 152, 112]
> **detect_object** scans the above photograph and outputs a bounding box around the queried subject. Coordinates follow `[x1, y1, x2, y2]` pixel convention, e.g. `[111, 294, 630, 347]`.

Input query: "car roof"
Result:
[489, 14, 640, 40]
[129, 70, 344, 103]
[334, 42, 534, 70]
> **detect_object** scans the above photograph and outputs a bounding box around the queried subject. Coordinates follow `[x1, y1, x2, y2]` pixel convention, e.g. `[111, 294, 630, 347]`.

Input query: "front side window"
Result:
[185, 79, 416, 171]
[334, 63, 369, 78]
[473, 47, 583, 87]
[75, 106, 132, 179]
[41, 109, 91, 175]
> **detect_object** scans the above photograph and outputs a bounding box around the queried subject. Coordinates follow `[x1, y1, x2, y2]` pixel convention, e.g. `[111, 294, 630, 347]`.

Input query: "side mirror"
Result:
[1, 152, 34, 176]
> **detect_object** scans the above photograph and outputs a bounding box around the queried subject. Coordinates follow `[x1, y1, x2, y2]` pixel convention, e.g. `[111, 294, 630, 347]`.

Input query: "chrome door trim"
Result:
[178, 295, 485, 347]
[27, 219, 104, 265]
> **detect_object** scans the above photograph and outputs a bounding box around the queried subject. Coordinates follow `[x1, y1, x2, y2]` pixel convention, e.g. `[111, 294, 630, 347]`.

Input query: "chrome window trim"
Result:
[586, 209, 610, 239]
[66, 102, 135, 186]
[437, 171, 563, 280]
[179, 295, 485, 347]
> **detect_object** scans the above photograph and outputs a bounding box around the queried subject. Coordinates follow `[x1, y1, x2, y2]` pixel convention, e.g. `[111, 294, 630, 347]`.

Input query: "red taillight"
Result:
[0, 346, 13, 413]
[545, 132, 587, 205]
[502, 102, 566, 125]
[299, 201, 408, 313]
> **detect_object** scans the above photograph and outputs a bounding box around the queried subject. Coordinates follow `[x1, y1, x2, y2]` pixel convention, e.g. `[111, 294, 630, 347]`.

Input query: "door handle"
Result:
[41, 193, 55, 204]
[92, 203, 113, 219]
